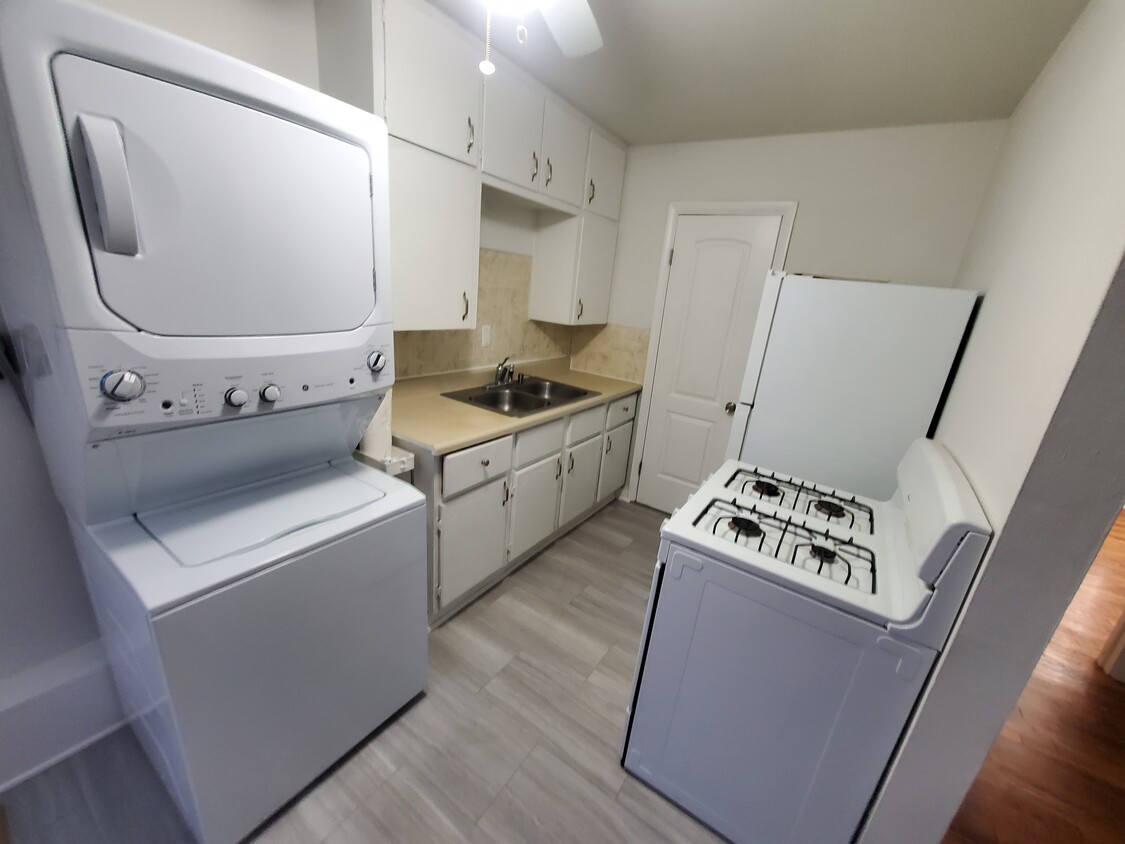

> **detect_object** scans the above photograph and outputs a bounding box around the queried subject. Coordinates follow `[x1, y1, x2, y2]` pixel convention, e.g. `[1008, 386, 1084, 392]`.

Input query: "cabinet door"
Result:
[598, 421, 633, 501]
[439, 476, 509, 608]
[574, 213, 618, 324]
[509, 453, 562, 560]
[388, 137, 481, 330]
[585, 130, 626, 220]
[541, 101, 589, 207]
[385, 0, 482, 165]
[560, 436, 602, 527]
[528, 214, 581, 324]
[482, 61, 545, 190]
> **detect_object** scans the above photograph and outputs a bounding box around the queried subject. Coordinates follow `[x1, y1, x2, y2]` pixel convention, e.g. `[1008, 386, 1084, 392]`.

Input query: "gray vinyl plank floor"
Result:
[1, 502, 722, 844]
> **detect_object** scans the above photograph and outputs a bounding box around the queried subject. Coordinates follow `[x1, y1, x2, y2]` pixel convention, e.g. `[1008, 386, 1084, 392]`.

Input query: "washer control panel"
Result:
[70, 323, 394, 440]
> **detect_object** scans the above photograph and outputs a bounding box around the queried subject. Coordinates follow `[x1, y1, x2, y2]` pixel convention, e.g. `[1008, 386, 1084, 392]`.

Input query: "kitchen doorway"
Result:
[633, 203, 795, 513]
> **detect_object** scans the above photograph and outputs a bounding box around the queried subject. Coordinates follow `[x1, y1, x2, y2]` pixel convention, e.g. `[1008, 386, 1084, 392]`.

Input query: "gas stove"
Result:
[717, 466, 876, 534]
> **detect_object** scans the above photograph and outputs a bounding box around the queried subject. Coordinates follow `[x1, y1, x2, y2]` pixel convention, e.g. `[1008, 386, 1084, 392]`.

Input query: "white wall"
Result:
[87, 0, 320, 89]
[609, 121, 1007, 327]
[862, 0, 1125, 840]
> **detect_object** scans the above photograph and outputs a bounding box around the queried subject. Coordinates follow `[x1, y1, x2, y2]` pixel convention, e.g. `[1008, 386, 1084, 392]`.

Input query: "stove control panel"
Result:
[68, 323, 394, 440]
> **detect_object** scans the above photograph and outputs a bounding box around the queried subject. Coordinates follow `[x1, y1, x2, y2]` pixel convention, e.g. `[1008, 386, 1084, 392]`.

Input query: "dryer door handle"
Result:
[77, 113, 140, 256]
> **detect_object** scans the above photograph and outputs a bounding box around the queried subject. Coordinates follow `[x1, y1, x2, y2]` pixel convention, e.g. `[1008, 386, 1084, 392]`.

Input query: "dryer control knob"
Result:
[225, 388, 250, 408]
[100, 370, 146, 402]
[260, 384, 281, 403]
[366, 351, 387, 372]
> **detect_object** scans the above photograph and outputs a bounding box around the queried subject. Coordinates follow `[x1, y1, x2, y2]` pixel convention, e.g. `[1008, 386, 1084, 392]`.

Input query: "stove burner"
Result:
[813, 500, 847, 520]
[728, 516, 763, 538]
[809, 544, 837, 564]
[752, 480, 781, 498]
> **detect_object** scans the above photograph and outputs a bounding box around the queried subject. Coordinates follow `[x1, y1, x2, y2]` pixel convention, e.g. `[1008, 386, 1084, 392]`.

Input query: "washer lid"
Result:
[138, 465, 385, 567]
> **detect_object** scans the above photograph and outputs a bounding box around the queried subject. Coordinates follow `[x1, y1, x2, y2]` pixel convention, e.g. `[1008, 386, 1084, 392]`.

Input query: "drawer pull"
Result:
[502, 481, 509, 505]
[480, 458, 490, 467]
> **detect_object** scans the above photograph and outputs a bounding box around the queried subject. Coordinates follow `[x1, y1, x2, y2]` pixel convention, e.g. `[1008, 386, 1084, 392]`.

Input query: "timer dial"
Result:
[225, 388, 250, 408]
[100, 370, 146, 402]
[366, 350, 387, 372]
[260, 384, 281, 403]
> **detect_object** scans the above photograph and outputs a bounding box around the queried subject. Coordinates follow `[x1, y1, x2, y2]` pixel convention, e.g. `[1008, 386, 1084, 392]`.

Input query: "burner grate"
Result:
[723, 467, 875, 534]
[694, 496, 877, 593]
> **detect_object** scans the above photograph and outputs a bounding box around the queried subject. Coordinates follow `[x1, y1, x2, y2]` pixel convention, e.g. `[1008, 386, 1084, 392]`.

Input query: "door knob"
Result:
[724, 401, 737, 414]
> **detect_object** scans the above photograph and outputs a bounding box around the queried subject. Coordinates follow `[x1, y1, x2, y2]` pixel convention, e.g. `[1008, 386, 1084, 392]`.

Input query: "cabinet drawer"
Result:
[567, 405, 606, 445]
[443, 436, 513, 497]
[606, 394, 638, 429]
[514, 419, 565, 468]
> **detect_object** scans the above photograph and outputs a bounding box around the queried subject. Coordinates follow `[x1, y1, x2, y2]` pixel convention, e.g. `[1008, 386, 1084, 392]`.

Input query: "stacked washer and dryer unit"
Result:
[0, 1, 427, 841]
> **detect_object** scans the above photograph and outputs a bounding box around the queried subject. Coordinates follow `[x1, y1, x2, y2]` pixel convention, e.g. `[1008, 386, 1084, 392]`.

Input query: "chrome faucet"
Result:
[495, 356, 515, 385]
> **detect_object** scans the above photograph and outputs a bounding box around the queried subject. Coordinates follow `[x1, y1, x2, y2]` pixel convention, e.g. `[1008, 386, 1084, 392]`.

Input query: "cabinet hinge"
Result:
[669, 248, 674, 266]
[369, 174, 373, 197]
[638, 460, 643, 477]
[435, 503, 442, 532]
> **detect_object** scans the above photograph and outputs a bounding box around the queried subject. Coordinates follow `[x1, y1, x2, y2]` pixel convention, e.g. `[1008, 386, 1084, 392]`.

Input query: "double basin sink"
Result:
[442, 377, 598, 417]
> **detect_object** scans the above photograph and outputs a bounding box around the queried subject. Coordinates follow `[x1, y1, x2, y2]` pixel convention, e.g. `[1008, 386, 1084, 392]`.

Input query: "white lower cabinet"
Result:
[509, 453, 563, 560]
[598, 421, 634, 501]
[406, 390, 640, 623]
[437, 475, 508, 609]
[560, 436, 602, 527]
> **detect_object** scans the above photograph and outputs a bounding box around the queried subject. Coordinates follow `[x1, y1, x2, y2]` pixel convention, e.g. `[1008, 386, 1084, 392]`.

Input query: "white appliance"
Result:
[622, 439, 991, 844]
[727, 272, 978, 499]
[0, 2, 426, 842]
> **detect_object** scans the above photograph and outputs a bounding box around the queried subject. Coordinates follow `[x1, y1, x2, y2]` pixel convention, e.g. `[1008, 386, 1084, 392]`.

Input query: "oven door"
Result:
[621, 557, 665, 762]
[623, 543, 936, 844]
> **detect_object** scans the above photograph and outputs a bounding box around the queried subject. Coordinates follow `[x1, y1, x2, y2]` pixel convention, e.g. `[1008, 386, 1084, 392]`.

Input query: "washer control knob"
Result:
[260, 384, 281, 403]
[100, 370, 146, 402]
[366, 350, 387, 372]
[225, 387, 250, 408]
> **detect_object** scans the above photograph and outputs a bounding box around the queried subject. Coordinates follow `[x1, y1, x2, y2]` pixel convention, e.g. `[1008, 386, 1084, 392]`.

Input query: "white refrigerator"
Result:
[725, 272, 977, 498]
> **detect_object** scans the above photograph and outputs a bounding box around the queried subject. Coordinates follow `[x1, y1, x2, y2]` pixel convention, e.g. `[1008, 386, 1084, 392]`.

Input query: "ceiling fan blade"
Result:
[540, 0, 603, 58]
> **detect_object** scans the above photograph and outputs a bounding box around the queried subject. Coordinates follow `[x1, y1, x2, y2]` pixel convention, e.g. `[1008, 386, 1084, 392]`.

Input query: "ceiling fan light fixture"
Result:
[482, 0, 544, 17]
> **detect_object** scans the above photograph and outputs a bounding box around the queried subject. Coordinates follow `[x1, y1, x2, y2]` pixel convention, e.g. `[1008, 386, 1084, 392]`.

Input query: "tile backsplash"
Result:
[393, 248, 651, 383]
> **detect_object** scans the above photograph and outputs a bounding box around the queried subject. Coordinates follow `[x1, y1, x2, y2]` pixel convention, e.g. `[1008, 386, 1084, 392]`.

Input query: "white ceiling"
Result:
[426, 0, 1088, 145]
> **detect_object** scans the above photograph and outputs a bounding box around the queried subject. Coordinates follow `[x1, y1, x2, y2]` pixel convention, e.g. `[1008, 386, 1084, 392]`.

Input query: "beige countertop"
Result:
[392, 357, 641, 455]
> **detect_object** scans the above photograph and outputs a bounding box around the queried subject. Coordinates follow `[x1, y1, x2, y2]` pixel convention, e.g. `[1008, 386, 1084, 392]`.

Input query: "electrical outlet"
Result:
[481, 324, 492, 347]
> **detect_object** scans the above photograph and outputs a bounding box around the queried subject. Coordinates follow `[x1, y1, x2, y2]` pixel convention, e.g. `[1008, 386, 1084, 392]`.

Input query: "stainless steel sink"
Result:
[442, 378, 598, 417]
[513, 377, 592, 403]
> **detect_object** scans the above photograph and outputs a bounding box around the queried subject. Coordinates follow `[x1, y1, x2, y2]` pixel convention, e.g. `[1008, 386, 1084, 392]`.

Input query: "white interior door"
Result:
[637, 214, 783, 513]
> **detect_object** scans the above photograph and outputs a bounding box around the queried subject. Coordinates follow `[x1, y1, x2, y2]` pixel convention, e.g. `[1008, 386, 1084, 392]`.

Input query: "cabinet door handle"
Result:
[545, 158, 553, 187]
[502, 481, 509, 505]
[531, 151, 539, 182]
[467, 116, 475, 154]
[568, 454, 574, 473]
[577, 299, 584, 320]
[606, 436, 612, 454]
[555, 457, 562, 479]
[462, 291, 469, 321]
[480, 458, 490, 467]
[588, 179, 596, 204]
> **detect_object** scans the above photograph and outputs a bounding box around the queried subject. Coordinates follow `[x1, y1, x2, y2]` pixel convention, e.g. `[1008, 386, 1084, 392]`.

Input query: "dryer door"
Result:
[51, 54, 376, 337]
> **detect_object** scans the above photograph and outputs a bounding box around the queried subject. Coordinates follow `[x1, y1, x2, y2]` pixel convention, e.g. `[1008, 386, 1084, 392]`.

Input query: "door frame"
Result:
[625, 201, 798, 504]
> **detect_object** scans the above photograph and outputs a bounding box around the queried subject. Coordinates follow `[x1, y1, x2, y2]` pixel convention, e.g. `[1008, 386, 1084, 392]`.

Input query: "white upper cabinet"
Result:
[384, 0, 482, 166]
[529, 211, 616, 326]
[388, 137, 481, 330]
[573, 212, 618, 324]
[585, 130, 627, 220]
[540, 101, 589, 207]
[482, 60, 545, 191]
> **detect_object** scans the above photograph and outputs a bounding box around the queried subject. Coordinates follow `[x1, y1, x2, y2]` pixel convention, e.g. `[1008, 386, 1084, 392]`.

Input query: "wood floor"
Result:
[945, 510, 1125, 844]
[1, 502, 722, 844]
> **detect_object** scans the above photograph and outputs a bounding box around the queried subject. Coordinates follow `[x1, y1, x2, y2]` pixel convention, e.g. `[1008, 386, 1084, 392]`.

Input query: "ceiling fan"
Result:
[478, 0, 603, 75]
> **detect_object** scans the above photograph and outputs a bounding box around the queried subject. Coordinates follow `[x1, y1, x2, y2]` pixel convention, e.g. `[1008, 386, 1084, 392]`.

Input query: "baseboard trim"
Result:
[0, 641, 124, 792]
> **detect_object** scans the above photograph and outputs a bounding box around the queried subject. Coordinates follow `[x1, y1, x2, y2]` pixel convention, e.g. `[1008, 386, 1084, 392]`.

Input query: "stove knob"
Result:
[366, 351, 387, 373]
[225, 387, 249, 408]
[260, 384, 281, 403]
[100, 370, 146, 402]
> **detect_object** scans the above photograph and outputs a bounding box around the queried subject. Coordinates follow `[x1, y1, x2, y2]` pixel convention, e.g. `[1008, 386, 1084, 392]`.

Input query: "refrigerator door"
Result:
[738, 276, 975, 498]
